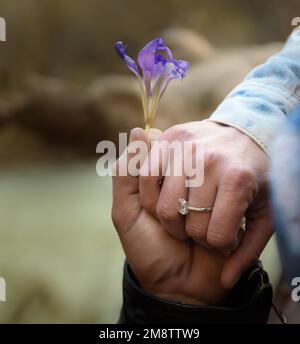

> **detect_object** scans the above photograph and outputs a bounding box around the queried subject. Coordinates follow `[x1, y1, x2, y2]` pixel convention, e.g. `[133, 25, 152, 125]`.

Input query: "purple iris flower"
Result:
[115, 38, 189, 129]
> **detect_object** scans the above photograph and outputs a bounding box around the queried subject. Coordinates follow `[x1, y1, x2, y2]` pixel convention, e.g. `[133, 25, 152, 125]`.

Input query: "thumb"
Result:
[112, 127, 161, 232]
[113, 127, 161, 194]
[221, 202, 273, 289]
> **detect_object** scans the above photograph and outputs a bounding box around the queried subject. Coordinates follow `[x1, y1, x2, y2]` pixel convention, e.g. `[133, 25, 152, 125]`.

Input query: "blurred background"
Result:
[0, 0, 299, 323]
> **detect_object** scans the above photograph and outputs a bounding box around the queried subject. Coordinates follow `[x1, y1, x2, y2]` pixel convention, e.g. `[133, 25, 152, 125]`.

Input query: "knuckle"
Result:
[139, 175, 152, 187]
[205, 150, 222, 165]
[225, 166, 255, 190]
[185, 223, 206, 240]
[156, 201, 175, 223]
[165, 124, 182, 138]
[207, 230, 234, 249]
[204, 150, 222, 171]
[163, 124, 190, 141]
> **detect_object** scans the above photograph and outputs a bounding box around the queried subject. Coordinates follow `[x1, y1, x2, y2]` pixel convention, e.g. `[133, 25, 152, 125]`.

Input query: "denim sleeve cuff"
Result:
[208, 79, 299, 155]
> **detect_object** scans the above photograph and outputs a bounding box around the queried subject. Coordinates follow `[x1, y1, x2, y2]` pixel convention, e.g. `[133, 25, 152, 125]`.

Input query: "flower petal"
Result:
[114, 41, 140, 78]
[167, 59, 190, 80]
[155, 54, 168, 74]
[137, 38, 173, 77]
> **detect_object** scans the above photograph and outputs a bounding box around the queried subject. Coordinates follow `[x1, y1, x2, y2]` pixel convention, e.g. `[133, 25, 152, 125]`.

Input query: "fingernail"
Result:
[129, 127, 144, 144]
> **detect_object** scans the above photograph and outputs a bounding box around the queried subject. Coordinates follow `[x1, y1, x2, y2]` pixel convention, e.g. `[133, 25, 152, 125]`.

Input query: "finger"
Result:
[113, 128, 161, 193]
[139, 139, 168, 215]
[207, 169, 256, 251]
[112, 127, 161, 231]
[221, 205, 273, 289]
[156, 175, 188, 240]
[185, 180, 217, 246]
[113, 128, 148, 194]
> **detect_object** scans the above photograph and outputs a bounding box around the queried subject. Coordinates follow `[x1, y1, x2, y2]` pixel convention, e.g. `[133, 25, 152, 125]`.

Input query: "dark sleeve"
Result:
[118, 261, 273, 324]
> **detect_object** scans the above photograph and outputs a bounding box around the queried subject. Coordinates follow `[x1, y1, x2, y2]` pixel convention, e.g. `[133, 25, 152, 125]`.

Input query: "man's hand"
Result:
[138, 121, 273, 288]
[112, 127, 227, 305]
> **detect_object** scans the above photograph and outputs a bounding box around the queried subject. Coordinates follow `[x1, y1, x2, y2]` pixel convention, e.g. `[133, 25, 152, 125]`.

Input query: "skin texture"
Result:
[138, 121, 273, 289]
[112, 127, 228, 305]
[112, 121, 273, 304]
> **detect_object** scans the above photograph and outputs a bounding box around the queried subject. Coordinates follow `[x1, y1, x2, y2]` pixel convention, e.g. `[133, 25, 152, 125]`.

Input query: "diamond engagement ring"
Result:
[178, 198, 247, 232]
[178, 198, 213, 215]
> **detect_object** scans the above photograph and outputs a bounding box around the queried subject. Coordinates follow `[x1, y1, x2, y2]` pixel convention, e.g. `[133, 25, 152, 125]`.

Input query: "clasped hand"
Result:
[112, 121, 273, 305]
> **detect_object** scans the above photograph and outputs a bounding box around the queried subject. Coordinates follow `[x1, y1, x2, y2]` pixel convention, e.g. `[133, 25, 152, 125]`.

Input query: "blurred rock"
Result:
[0, 40, 283, 160]
[4, 76, 116, 155]
[162, 28, 216, 62]
[0, 95, 23, 126]
[87, 75, 144, 140]
[231, 42, 283, 66]
[159, 42, 282, 127]
[13, 76, 90, 141]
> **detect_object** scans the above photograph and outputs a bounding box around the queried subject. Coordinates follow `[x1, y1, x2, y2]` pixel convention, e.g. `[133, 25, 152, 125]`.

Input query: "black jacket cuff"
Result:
[119, 261, 273, 324]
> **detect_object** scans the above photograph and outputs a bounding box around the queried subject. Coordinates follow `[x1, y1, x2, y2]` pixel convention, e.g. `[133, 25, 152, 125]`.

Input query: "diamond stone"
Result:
[178, 198, 189, 215]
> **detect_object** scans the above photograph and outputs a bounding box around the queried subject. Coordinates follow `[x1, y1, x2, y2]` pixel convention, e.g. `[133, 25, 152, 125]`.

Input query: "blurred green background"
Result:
[0, 0, 299, 323]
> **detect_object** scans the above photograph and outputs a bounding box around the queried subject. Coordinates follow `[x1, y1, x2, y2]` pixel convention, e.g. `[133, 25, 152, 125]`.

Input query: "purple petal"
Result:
[114, 41, 140, 78]
[137, 38, 173, 77]
[152, 59, 190, 101]
[167, 59, 190, 80]
[155, 54, 168, 74]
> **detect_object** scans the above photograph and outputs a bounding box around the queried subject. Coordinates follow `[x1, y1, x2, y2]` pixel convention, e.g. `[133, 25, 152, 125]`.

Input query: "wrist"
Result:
[138, 252, 229, 306]
[140, 288, 208, 305]
[120, 261, 273, 324]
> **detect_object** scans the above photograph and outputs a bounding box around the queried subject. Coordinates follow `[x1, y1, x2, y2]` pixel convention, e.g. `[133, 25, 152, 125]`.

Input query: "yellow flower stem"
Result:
[145, 120, 151, 131]
[145, 85, 160, 130]
[138, 81, 148, 124]
[142, 76, 162, 131]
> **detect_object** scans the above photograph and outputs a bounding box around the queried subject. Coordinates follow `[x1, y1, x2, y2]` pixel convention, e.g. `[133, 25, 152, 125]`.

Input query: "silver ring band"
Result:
[178, 198, 213, 215]
[178, 199, 247, 232]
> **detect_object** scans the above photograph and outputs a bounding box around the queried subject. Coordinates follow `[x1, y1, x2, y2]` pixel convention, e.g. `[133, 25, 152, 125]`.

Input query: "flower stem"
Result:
[145, 120, 151, 131]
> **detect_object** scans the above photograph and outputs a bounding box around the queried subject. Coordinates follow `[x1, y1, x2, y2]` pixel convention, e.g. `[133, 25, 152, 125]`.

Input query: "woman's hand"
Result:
[138, 121, 273, 288]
